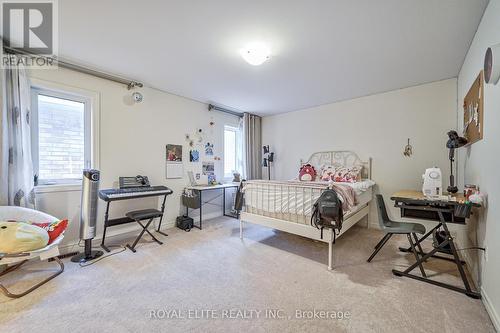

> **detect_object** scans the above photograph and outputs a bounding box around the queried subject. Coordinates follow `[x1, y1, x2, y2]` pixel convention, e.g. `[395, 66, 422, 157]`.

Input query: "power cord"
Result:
[455, 246, 486, 252]
[78, 246, 127, 267]
[75, 239, 127, 268]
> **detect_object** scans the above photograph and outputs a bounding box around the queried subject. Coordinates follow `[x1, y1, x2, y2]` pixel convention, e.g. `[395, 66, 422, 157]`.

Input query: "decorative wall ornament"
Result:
[403, 138, 413, 157]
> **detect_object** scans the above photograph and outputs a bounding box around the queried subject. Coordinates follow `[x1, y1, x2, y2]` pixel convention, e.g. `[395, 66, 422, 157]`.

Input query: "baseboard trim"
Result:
[58, 212, 225, 255]
[482, 286, 500, 332]
[58, 222, 173, 255]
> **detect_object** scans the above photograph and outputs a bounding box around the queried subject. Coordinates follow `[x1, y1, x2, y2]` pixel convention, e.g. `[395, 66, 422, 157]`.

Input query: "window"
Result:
[31, 86, 93, 185]
[224, 125, 242, 178]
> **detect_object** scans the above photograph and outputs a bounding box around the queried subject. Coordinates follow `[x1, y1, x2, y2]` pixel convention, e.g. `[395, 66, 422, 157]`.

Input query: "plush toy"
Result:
[0, 222, 49, 254]
[30, 219, 68, 244]
[299, 164, 317, 181]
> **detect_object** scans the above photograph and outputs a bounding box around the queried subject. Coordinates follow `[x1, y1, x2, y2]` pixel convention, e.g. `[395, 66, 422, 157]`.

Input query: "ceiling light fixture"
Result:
[240, 42, 271, 66]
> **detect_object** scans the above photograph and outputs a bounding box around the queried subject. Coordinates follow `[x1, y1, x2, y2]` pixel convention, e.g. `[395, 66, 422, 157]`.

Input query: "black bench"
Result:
[125, 209, 165, 252]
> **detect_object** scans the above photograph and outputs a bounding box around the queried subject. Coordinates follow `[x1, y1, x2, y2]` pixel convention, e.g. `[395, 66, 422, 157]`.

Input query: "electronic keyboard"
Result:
[99, 185, 173, 201]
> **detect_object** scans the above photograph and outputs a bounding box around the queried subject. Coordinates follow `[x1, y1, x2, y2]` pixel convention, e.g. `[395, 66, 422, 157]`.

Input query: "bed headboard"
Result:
[300, 151, 372, 180]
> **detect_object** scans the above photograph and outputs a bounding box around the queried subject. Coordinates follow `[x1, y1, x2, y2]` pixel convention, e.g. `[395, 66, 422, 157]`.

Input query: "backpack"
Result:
[176, 215, 194, 232]
[311, 189, 343, 242]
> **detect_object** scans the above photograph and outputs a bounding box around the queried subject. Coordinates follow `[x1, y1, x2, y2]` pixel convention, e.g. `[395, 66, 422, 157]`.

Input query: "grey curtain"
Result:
[243, 112, 262, 180]
[0, 58, 35, 208]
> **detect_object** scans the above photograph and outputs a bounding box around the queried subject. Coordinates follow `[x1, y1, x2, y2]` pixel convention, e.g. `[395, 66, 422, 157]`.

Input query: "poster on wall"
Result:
[202, 161, 215, 183]
[166, 144, 183, 179]
[204, 142, 214, 156]
[166, 144, 183, 161]
[189, 149, 200, 162]
[463, 71, 484, 145]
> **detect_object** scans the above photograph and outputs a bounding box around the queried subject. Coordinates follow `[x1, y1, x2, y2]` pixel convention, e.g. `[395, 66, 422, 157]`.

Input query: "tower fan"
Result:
[71, 169, 103, 263]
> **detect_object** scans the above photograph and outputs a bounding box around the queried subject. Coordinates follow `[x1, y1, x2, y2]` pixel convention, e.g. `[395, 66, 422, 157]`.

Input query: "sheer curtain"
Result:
[0, 57, 35, 208]
[242, 112, 262, 180]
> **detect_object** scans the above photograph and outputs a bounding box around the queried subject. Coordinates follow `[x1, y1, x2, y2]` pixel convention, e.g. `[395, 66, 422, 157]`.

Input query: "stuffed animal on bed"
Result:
[0, 222, 49, 254]
[298, 164, 317, 181]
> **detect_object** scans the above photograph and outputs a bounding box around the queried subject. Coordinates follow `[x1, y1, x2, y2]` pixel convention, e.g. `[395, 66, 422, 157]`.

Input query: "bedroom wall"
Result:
[456, 0, 500, 328]
[28, 67, 240, 249]
[261, 79, 457, 228]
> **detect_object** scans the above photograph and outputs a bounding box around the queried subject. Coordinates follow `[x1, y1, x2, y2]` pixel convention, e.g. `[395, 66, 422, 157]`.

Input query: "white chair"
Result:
[0, 206, 65, 298]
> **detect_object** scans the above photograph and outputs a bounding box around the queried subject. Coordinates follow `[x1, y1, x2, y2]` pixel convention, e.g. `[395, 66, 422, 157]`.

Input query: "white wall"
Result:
[29, 67, 240, 248]
[457, 0, 500, 328]
[262, 79, 457, 227]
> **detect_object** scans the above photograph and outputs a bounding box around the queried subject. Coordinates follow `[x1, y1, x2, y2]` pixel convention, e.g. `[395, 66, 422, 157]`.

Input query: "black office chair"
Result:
[367, 195, 427, 276]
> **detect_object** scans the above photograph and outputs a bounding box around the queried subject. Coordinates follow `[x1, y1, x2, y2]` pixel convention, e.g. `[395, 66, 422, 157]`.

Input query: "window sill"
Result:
[35, 184, 82, 194]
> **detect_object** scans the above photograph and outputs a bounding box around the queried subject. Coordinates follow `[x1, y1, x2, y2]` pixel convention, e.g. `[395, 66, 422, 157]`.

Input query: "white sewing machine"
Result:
[422, 167, 443, 198]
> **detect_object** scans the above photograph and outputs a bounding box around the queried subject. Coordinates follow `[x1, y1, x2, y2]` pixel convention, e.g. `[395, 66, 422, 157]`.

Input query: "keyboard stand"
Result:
[100, 193, 170, 252]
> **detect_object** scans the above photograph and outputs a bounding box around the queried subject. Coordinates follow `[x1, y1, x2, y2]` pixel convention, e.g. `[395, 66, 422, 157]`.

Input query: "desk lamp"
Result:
[446, 130, 468, 194]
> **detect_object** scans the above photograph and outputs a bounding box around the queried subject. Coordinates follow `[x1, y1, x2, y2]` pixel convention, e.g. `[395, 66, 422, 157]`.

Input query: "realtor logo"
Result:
[1, 0, 58, 68]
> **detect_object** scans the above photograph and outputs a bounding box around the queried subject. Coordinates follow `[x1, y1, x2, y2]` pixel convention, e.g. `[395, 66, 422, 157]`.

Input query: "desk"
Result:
[390, 190, 480, 298]
[185, 183, 240, 229]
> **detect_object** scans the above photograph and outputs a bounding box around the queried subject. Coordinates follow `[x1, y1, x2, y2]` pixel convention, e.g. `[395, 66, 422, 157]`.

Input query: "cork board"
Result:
[463, 71, 484, 145]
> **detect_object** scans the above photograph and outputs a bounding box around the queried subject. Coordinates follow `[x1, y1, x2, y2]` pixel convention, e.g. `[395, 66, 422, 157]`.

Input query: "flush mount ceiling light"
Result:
[240, 42, 271, 66]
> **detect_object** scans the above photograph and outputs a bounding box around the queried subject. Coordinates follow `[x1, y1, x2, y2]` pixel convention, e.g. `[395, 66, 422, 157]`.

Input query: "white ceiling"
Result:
[59, 0, 488, 115]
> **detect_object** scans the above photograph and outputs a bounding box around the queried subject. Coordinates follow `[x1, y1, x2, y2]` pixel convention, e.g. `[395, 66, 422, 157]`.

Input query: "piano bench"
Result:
[126, 209, 163, 221]
[125, 209, 165, 253]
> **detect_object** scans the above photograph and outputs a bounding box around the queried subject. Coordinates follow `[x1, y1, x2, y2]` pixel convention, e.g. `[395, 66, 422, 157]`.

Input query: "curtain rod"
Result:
[2, 45, 143, 89]
[208, 104, 243, 117]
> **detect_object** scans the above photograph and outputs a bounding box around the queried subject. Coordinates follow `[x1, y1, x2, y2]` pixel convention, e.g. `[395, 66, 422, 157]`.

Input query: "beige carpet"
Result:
[0, 217, 495, 333]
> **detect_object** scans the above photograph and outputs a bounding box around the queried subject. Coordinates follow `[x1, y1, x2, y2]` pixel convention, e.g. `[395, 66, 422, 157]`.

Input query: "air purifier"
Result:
[71, 169, 104, 263]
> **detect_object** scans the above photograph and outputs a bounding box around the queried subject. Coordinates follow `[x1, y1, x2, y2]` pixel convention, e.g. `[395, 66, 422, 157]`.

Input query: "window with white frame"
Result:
[31, 86, 93, 185]
[224, 125, 242, 178]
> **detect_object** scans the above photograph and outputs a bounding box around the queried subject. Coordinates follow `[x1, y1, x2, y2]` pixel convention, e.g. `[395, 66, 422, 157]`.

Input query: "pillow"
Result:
[299, 164, 317, 181]
[319, 164, 363, 182]
[30, 219, 68, 244]
[320, 165, 337, 181]
[331, 166, 363, 183]
[0, 222, 49, 254]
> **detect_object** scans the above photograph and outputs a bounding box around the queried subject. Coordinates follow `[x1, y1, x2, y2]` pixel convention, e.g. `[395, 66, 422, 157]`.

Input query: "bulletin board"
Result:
[463, 71, 484, 145]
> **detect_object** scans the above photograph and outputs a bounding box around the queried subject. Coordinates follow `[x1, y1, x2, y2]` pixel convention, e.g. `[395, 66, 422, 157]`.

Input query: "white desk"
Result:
[184, 183, 240, 229]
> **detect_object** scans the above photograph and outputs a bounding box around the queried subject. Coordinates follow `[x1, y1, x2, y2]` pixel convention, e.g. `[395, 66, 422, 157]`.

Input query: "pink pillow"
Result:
[320, 165, 362, 182]
[331, 166, 362, 183]
[320, 165, 337, 181]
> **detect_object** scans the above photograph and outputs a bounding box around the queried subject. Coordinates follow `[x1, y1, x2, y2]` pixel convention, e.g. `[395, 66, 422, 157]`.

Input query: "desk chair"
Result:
[367, 195, 427, 276]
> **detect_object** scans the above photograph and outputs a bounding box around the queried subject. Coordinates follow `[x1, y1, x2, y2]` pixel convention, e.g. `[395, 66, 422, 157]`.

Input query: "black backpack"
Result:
[311, 189, 343, 242]
[176, 215, 194, 232]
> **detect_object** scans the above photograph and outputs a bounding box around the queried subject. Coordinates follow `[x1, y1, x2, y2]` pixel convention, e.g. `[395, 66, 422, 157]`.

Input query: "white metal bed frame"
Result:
[239, 151, 373, 270]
